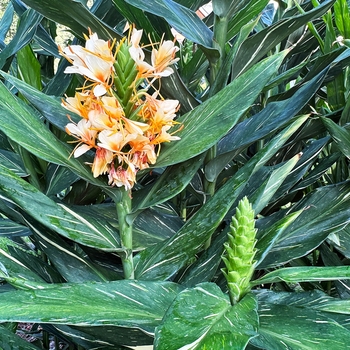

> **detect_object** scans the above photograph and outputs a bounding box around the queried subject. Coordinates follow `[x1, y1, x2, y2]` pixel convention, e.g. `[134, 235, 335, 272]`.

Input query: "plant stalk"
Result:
[210, 14, 229, 85]
[204, 14, 229, 199]
[203, 15, 229, 249]
[116, 189, 134, 279]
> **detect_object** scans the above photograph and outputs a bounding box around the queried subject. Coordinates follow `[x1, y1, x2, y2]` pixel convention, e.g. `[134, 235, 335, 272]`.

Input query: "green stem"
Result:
[204, 15, 229, 198]
[203, 15, 229, 249]
[116, 189, 134, 279]
[210, 14, 229, 85]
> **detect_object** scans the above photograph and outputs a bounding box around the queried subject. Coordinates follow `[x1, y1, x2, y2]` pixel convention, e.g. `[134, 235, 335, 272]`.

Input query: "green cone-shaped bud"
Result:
[113, 39, 139, 118]
[221, 196, 257, 305]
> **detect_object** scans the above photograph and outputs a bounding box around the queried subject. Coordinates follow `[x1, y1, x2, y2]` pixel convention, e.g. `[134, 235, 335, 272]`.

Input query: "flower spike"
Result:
[60, 28, 181, 190]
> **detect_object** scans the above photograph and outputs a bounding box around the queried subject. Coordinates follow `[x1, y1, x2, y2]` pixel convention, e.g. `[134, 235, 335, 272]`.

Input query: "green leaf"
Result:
[135, 117, 307, 280]
[259, 182, 350, 268]
[209, 17, 259, 97]
[124, 0, 215, 56]
[111, 0, 166, 42]
[0, 280, 183, 330]
[154, 284, 258, 350]
[1, 71, 79, 131]
[256, 289, 347, 312]
[54, 324, 152, 349]
[292, 152, 340, 192]
[0, 2, 14, 45]
[31, 223, 112, 282]
[0, 325, 41, 350]
[321, 116, 350, 159]
[231, 0, 336, 78]
[251, 266, 350, 286]
[0, 8, 42, 70]
[133, 153, 205, 211]
[21, 0, 120, 41]
[77, 203, 183, 250]
[160, 69, 200, 113]
[255, 210, 303, 267]
[133, 206, 183, 249]
[0, 75, 121, 201]
[0, 164, 120, 251]
[252, 291, 350, 350]
[0, 150, 27, 177]
[17, 44, 42, 90]
[156, 51, 287, 167]
[251, 153, 302, 214]
[206, 67, 327, 182]
[175, 0, 208, 11]
[44, 164, 80, 197]
[270, 137, 330, 201]
[227, 0, 269, 41]
[0, 219, 30, 238]
[212, 0, 232, 17]
[0, 245, 46, 285]
[7, 245, 65, 284]
[178, 228, 229, 287]
[334, 0, 350, 38]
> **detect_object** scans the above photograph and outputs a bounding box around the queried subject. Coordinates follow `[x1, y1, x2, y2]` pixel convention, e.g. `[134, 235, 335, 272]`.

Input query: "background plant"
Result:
[1, 0, 350, 349]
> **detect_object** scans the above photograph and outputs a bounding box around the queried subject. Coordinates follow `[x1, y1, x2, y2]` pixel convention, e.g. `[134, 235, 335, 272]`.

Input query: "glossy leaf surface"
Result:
[155, 51, 287, 167]
[155, 284, 258, 350]
[0, 164, 120, 251]
[0, 280, 183, 331]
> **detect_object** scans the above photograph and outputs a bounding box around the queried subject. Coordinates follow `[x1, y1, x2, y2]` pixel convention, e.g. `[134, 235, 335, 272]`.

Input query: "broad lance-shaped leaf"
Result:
[0, 77, 121, 202]
[21, 0, 120, 41]
[207, 69, 328, 181]
[321, 116, 350, 159]
[0, 150, 27, 177]
[155, 50, 288, 168]
[250, 152, 302, 215]
[0, 8, 42, 70]
[227, 0, 269, 41]
[256, 289, 350, 313]
[1, 71, 80, 131]
[0, 219, 30, 237]
[134, 117, 307, 280]
[0, 164, 120, 251]
[251, 266, 350, 286]
[231, 0, 336, 78]
[154, 284, 258, 350]
[178, 227, 229, 288]
[132, 153, 205, 211]
[258, 181, 350, 268]
[255, 210, 303, 267]
[0, 280, 183, 330]
[28, 221, 113, 283]
[253, 290, 350, 350]
[124, 0, 215, 57]
[0, 246, 46, 284]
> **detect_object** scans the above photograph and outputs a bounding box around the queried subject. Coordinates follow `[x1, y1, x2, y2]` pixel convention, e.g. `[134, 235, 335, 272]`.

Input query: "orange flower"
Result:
[151, 39, 179, 77]
[60, 31, 115, 96]
[108, 163, 136, 191]
[92, 147, 114, 177]
[65, 119, 97, 157]
[62, 91, 103, 120]
[61, 28, 182, 190]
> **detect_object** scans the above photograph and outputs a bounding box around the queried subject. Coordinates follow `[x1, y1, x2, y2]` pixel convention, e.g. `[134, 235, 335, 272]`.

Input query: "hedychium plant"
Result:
[1, 0, 350, 349]
[59, 26, 181, 279]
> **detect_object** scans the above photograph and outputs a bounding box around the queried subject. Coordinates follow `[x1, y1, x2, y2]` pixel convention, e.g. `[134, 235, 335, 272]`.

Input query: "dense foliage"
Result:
[1, 0, 350, 349]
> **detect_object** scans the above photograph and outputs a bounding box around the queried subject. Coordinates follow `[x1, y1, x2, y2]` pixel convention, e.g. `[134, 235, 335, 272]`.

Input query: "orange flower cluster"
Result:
[60, 29, 180, 190]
